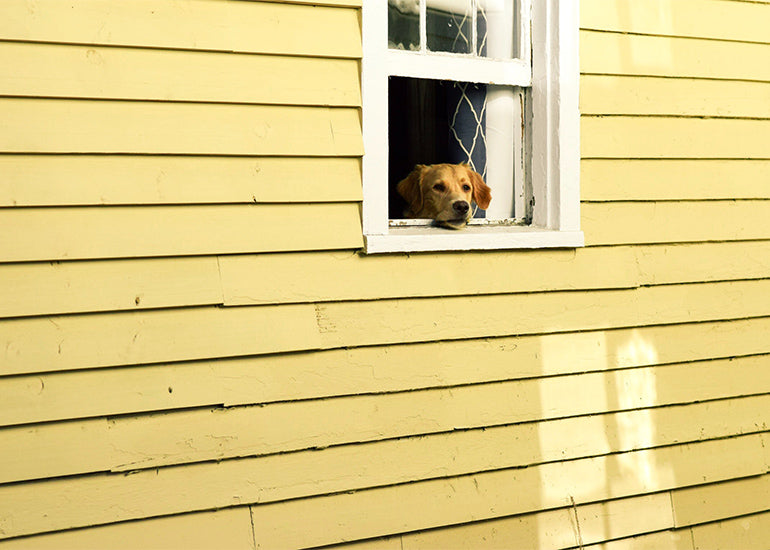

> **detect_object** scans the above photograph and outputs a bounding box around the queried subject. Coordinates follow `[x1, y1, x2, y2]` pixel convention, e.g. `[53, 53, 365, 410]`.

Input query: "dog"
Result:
[396, 163, 492, 229]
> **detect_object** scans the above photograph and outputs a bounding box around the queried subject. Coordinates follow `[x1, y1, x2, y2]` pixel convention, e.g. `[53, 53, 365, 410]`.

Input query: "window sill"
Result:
[363, 225, 585, 254]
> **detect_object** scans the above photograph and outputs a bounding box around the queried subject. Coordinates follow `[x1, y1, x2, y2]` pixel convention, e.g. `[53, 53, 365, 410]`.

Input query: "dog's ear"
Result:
[396, 164, 428, 216]
[466, 166, 492, 210]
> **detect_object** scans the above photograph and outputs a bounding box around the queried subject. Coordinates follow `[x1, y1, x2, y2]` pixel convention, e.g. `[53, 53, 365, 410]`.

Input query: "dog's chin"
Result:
[435, 217, 469, 230]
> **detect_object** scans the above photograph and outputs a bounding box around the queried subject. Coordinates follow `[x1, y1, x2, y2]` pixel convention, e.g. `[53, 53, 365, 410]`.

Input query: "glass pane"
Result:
[477, 0, 516, 59]
[427, 0, 472, 54]
[388, 0, 420, 51]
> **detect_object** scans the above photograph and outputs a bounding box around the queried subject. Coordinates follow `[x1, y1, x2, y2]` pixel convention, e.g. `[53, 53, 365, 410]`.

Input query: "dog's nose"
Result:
[453, 201, 470, 215]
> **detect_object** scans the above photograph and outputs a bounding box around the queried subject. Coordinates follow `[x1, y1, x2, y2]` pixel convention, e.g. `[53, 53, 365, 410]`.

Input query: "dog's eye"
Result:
[462, 184, 471, 192]
[433, 183, 446, 192]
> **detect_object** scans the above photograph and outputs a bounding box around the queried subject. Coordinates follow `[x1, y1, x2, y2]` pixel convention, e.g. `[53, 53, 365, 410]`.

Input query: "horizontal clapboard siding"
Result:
[3, 317, 770, 426]
[0, 100, 363, 156]
[3, 364, 768, 482]
[4, 280, 770, 376]
[0, 42, 361, 106]
[1, 0, 769, 547]
[0, 0, 361, 56]
[0, 156, 362, 207]
[0, 432, 766, 540]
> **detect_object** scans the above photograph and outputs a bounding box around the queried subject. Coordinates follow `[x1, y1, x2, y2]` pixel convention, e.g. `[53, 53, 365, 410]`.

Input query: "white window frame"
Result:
[361, 0, 583, 253]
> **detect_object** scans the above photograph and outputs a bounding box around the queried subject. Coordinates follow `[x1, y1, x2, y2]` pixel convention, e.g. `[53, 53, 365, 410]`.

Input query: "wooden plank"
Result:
[0, 433, 764, 540]
[0, 203, 363, 262]
[582, 530, 694, 550]
[0, 304, 322, 377]
[4, 281, 770, 376]
[581, 75, 770, 118]
[0, 0, 361, 58]
[5, 371, 767, 483]
[580, 31, 770, 81]
[219, 247, 639, 306]
[582, 117, 770, 159]
[246, 435, 766, 549]
[4, 318, 770, 426]
[672, 474, 770, 528]
[0, 99, 363, 156]
[0, 257, 223, 318]
[582, 201, 770, 246]
[394, 493, 674, 550]
[0, 156, 362, 207]
[0, 42, 361, 106]
[634, 241, 770, 285]
[0, 507, 255, 550]
[312, 280, 770, 350]
[692, 510, 770, 550]
[581, 0, 770, 44]
[582, 160, 770, 201]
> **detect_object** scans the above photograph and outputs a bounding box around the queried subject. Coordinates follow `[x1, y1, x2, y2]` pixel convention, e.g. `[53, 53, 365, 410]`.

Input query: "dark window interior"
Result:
[388, 76, 487, 219]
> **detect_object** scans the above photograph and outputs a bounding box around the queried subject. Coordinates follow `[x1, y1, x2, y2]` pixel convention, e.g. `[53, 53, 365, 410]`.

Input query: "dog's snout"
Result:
[453, 200, 470, 215]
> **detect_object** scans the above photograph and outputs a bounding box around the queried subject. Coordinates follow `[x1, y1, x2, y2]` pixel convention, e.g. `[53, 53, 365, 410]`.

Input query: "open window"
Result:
[362, 0, 583, 253]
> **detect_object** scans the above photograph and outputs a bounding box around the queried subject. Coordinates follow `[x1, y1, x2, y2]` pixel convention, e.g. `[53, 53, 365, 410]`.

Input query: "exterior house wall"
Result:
[1, 0, 769, 548]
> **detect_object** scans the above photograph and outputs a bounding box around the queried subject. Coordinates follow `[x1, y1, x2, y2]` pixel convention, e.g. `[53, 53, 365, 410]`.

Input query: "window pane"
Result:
[477, 0, 517, 59]
[388, 1, 420, 51]
[427, 0, 472, 54]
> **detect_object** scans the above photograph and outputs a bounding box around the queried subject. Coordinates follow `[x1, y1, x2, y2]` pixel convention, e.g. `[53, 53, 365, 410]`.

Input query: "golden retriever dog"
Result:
[396, 163, 492, 229]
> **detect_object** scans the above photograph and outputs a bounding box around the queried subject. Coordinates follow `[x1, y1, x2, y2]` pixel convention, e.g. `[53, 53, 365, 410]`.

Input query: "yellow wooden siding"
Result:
[0, 42, 361, 106]
[4, 280, 770, 376]
[0, 433, 765, 541]
[3, 376, 767, 483]
[582, 160, 770, 201]
[1, 0, 769, 547]
[0, 0, 361, 57]
[0, 100, 362, 156]
[3, 318, 770, 427]
[0, 156, 362, 207]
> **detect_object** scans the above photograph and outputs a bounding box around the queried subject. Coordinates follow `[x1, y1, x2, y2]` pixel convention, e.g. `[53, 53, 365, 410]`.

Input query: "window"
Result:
[361, 0, 583, 253]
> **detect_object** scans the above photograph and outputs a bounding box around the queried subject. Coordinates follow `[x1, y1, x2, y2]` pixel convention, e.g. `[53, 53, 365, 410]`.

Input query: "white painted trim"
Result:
[387, 49, 532, 86]
[365, 226, 585, 254]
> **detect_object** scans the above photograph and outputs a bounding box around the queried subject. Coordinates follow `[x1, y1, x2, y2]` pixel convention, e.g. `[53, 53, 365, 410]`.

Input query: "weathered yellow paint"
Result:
[0, 304, 322, 376]
[692, 510, 770, 550]
[581, 0, 770, 44]
[0, 433, 764, 540]
[0, 42, 361, 106]
[582, 117, 770, 159]
[0, 204, 362, 262]
[0, 156, 362, 207]
[4, 318, 770, 426]
[583, 530, 694, 550]
[388, 493, 675, 550]
[4, 281, 770, 376]
[4, 375, 766, 484]
[634, 241, 770, 285]
[581, 75, 770, 118]
[0, 0, 361, 57]
[583, 201, 770, 245]
[581, 31, 770, 80]
[0, 99, 363, 156]
[582, 160, 770, 201]
[220, 247, 639, 305]
[246, 435, 765, 549]
[313, 280, 770, 349]
[0, 257, 223, 318]
[0, 507, 255, 550]
[672, 474, 770, 528]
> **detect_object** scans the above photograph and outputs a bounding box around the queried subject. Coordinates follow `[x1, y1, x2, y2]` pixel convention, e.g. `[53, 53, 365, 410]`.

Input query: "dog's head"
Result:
[396, 163, 492, 229]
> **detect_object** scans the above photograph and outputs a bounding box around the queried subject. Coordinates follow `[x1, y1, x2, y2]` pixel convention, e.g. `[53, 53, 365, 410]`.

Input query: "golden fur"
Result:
[396, 163, 492, 229]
